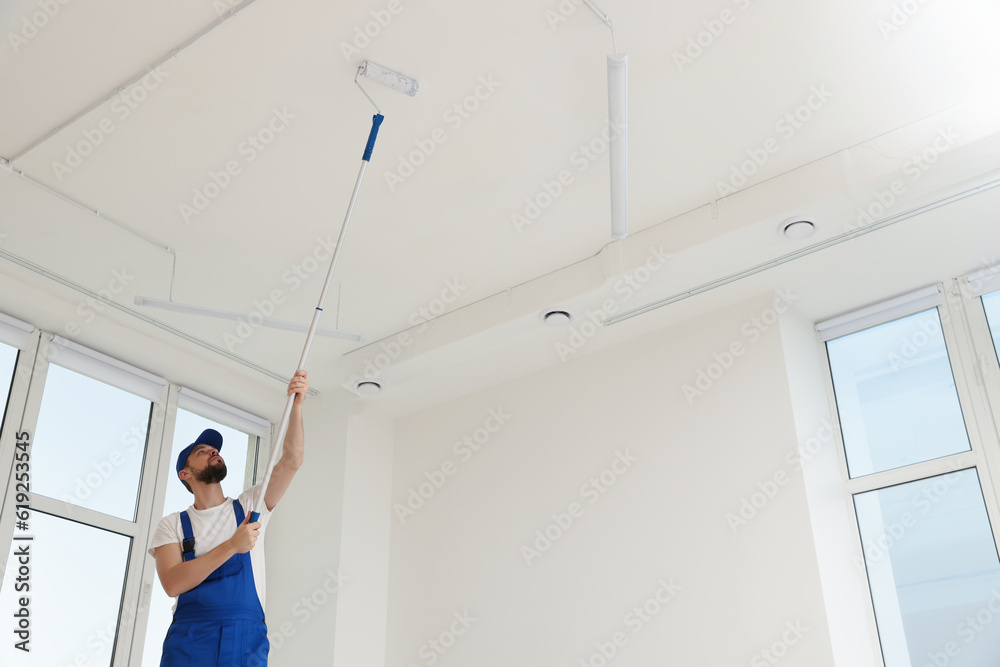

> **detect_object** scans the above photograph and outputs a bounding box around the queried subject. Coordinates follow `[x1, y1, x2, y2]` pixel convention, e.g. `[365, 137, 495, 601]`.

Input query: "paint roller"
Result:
[249, 61, 418, 522]
[358, 60, 419, 99]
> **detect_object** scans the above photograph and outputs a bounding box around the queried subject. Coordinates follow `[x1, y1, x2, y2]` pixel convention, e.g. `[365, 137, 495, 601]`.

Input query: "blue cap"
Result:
[176, 428, 224, 481]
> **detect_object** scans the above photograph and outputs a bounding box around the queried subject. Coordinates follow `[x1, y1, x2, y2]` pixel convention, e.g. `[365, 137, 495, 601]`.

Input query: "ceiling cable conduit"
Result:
[2, 0, 267, 297]
[2, 160, 172, 253]
[8, 0, 264, 164]
[1, 158, 178, 298]
[0, 244, 317, 394]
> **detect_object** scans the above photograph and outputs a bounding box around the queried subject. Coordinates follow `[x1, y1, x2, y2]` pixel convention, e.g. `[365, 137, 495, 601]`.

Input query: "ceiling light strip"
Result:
[603, 175, 1000, 327]
[608, 54, 628, 240]
[0, 246, 317, 394]
[135, 295, 362, 341]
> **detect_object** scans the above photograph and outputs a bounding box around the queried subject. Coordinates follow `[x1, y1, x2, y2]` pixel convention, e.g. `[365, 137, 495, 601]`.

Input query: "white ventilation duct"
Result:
[608, 53, 628, 240]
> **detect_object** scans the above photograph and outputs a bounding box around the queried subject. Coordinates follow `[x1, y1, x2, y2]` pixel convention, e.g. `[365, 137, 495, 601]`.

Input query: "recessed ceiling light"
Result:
[780, 218, 816, 240]
[356, 381, 382, 395]
[542, 310, 572, 327]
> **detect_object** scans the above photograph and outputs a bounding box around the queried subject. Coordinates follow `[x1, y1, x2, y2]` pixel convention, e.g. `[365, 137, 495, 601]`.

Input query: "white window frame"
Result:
[817, 278, 1000, 666]
[0, 329, 40, 582]
[0, 326, 271, 667]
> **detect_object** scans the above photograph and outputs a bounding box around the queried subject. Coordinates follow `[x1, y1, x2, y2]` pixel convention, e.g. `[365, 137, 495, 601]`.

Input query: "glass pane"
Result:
[827, 308, 971, 477]
[0, 512, 131, 667]
[0, 342, 17, 433]
[31, 364, 151, 521]
[981, 291, 1000, 364]
[855, 469, 1000, 667]
[141, 410, 255, 667]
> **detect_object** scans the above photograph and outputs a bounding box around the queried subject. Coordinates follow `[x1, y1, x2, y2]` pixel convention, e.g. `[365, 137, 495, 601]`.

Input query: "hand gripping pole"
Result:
[250, 114, 384, 522]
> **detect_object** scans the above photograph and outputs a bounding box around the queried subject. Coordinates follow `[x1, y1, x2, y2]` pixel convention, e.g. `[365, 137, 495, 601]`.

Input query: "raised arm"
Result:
[263, 370, 308, 511]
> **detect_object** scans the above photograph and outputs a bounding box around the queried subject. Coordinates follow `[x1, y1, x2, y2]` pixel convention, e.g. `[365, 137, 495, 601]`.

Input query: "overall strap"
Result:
[179, 511, 196, 562]
[232, 498, 245, 525]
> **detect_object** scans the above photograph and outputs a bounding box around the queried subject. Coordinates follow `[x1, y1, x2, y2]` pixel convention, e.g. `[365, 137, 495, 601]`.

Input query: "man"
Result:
[148, 370, 308, 667]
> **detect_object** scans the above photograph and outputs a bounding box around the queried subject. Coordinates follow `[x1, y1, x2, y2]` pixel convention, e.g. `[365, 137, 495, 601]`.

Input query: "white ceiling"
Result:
[2, 0, 1000, 418]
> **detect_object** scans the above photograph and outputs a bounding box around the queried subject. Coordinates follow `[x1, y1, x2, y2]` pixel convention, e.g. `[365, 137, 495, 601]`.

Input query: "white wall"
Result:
[779, 308, 884, 666]
[385, 294, 835, 667]
[263, 394, 396, 667]
[332, 409, 395, 667]
[265, 390, 351, 667]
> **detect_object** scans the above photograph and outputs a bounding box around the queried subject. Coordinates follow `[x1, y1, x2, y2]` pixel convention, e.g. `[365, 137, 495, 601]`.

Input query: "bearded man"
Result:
[148, 371, 308, 666]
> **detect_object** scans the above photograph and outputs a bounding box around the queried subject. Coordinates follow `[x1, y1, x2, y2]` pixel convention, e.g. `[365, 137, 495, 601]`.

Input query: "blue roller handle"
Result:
[249, 511, 260, 523]
[363, 114, 384, 162]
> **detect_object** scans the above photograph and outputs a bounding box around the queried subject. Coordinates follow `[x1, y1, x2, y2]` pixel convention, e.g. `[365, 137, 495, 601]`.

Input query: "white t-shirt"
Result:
[148, 484, 273, 613]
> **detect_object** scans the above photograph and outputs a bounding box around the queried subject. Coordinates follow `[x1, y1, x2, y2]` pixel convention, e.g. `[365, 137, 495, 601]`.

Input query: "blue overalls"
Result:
[160, 500, 269, 667]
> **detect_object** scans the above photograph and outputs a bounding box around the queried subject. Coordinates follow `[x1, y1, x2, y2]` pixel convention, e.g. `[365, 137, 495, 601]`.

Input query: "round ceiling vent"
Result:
[542, 310, 572, 327]
[780, 218, 816, 240]
[356, 381, 382, 395]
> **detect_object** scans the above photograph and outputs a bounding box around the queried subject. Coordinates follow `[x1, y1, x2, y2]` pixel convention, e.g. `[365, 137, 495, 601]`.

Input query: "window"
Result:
[982, 291, 1000, 361]
[0, 512, 132, 666]
[0, 337, 165, 667]
[31, 363, 152, 521]
[854, 470, 1000, 665]
[827, 308, 970, 478]
[0, 342, 17, 431]
[0, 329, 269, 666]
[823, 285, 1000, 667]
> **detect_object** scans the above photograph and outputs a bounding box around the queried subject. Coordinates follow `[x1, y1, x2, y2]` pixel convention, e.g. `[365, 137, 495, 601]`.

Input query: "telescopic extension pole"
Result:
[249, 113, 384, 522]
